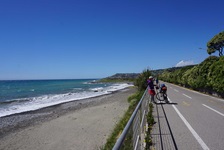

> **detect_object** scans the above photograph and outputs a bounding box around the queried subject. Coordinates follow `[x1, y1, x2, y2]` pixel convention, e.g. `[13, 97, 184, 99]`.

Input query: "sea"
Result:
[0, 79, 133, 118]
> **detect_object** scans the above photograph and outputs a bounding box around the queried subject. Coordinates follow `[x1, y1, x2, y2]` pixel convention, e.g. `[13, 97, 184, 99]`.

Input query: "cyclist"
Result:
[155, 77, 159, 86]
[159, 83, 168, 102]
[147, 76, 156, 103]
[159, 84, 167, 93]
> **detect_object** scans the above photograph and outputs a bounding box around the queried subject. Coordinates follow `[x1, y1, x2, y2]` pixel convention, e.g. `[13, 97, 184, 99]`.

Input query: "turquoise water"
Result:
[0, 79, 132, 117]
[0, 79, 102, 101]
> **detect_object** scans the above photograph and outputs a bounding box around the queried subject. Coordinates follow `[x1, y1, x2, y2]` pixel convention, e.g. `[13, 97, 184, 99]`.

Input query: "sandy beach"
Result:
[0, 87, 136, 150]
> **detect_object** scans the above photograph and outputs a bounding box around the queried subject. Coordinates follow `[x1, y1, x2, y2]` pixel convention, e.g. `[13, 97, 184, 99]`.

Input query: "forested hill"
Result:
[102, 73, 140, 81]
[159, 56, 224, 98]
[100, 67, 193, 81]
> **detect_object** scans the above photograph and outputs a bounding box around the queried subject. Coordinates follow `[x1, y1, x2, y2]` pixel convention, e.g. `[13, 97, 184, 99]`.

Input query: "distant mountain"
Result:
[98, 73, 139, 82]
[105, 73, 140, 79]
[101, 66, 196, 81]
[151, 65, 196, 76]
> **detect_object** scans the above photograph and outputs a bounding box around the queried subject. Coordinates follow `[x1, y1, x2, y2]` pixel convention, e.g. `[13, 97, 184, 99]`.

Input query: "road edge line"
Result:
[169, 98, 210, 150]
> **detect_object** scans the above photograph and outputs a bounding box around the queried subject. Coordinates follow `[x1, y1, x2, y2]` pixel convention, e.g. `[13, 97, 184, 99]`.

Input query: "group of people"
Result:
[147, 76, 167, 103]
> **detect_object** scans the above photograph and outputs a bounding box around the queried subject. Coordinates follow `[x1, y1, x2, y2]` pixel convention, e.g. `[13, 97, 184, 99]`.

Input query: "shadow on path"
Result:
[151, 102, 178, 150]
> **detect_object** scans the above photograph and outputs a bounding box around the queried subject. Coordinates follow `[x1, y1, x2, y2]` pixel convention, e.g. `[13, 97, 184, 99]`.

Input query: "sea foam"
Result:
[0, 83, 133, 118]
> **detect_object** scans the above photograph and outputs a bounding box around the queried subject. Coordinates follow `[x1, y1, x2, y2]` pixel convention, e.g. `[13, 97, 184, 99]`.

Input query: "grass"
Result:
[145, 102, 154, 150]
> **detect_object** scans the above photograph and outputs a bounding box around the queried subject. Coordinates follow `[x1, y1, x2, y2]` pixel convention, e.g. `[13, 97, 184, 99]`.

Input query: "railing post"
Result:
[112, 88, 148, 150]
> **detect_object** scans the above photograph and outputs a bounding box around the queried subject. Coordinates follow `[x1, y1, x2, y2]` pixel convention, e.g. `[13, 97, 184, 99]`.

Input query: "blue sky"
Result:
[0, 0, 223, 79]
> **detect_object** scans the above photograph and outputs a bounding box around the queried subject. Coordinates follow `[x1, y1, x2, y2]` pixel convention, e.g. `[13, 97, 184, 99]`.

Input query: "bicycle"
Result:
[156, 86, 169, 103]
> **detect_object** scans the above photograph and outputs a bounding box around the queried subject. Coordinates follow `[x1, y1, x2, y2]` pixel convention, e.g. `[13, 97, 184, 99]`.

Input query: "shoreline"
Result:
[0, 82, 133, 118]
[0, 87, 137, 150]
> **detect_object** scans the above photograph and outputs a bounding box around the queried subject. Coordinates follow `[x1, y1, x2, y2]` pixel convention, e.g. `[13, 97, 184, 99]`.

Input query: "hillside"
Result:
[159, 56, 224, 97]
[99, 73, 140, 82]
[106, 73, 140, 79]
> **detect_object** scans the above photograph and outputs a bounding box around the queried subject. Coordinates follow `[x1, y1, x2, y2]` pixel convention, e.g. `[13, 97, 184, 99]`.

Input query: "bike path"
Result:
[151, 101, 202, 150]
[151, 82, 224, 150]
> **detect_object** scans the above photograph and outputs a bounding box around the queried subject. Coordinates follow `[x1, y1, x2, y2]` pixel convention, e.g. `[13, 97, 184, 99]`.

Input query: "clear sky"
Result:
[0, 0, 223, 80]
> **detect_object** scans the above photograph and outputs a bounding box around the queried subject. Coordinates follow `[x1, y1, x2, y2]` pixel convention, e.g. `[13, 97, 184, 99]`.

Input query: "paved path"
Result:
[151, 82, 224, 150]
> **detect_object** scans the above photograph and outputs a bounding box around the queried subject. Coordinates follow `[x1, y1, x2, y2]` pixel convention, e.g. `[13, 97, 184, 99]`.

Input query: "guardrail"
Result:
[113, 88, 150, 150]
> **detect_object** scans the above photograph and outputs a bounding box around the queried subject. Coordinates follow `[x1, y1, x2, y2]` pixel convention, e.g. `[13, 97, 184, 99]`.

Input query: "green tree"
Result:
[158, 56, 223, 97]
[207, 31, 224, 56]
[134, 68, 152, 91]
[207, 56, 224, 93]
[181, 68, 192, 87]
[185, 66, 199, 89]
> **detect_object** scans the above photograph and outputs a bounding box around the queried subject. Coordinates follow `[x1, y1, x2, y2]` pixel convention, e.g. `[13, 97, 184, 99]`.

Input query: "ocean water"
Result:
[0, 79, 133, 118]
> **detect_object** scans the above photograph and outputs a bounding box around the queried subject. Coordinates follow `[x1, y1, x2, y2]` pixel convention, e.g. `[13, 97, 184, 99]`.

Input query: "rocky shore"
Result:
[0, 87, 137, 150]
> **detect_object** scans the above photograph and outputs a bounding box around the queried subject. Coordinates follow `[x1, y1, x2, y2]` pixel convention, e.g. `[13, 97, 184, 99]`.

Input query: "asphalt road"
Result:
[161, 82, 224, 150]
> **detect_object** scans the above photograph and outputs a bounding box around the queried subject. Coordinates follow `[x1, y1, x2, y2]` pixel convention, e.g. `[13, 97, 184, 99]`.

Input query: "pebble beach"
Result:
[0, 87, 137, 150]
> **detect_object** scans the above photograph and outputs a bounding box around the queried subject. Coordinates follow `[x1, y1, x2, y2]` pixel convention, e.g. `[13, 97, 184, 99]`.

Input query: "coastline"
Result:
[0, 87, 137, 150]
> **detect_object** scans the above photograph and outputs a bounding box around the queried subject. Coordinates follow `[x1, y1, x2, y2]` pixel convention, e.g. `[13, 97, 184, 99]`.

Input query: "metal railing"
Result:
[113, 88, 150, 150]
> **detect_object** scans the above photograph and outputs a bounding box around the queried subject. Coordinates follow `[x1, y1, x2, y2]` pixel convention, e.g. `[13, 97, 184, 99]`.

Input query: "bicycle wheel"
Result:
[163, 93, 167, 99]
[156, 92, 164, 101]
[163, 93, 169, 103]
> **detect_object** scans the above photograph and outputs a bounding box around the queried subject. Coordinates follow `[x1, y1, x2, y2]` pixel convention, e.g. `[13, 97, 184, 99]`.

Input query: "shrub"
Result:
[134, 68, 152, 91]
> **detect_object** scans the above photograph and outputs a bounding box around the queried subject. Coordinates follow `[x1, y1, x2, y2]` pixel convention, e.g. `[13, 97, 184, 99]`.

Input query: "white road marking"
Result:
[168, 98, 210, 150]
[183, 94, 192, 99]
[174, 89, 179, 92]
[165, 82, 224, 102]
[202, 104, 224, 117]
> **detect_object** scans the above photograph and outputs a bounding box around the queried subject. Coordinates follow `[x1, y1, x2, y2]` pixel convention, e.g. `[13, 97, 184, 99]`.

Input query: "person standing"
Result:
[155, 77, 159, 86]
[147, 76, 156, 103]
